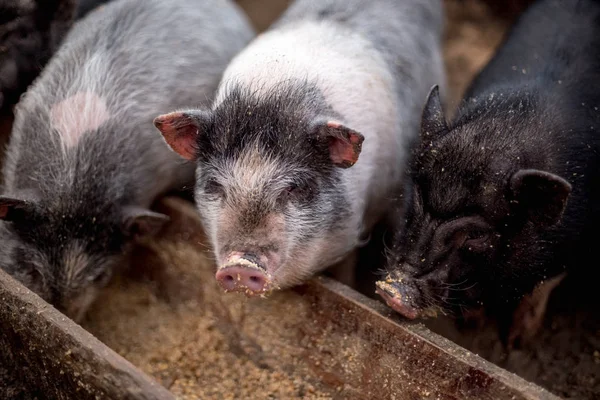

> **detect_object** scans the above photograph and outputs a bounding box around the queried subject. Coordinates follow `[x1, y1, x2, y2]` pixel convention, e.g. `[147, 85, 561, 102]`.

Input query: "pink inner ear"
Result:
[327, 122, 363, 168]
[154, 112, 198, 160]
[0, 205, 8, 219]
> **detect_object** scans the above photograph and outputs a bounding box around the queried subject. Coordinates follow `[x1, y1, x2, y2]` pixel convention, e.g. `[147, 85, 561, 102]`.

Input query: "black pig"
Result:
[377, 0, 600, 346]
[0, 0, 77, 112]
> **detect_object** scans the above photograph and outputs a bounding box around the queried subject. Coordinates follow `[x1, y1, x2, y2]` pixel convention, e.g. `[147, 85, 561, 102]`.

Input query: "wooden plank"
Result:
[152, 197, 560, 400]
[0, 269, 175, 400]
[295, 278, 557, 400]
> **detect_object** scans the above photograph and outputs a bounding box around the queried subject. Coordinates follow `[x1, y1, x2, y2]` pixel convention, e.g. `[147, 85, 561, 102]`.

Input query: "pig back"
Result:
[3, 0, 254, 205]
[268, 0, 446, 225]
[273, 0, 446, 113]
[462, 0, 600, 101]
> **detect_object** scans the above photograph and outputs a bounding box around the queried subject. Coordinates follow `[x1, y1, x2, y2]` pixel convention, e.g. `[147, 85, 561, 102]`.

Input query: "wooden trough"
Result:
[0, 197, 560, 400]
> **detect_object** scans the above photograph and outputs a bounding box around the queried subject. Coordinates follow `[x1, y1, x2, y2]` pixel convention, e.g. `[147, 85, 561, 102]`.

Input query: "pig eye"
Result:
[277, 184, 294, 204]
[91, 270, 111, 285]
[24, 265, 44, 284]
[204, 178, 224, 196]
[287, 183, 299, 194]
[463, 229, 490, 251]
[287, 182, 310, 200]
[14, 262, 45, 289]
[277, 183, 301, 206]
[467, 230, 487, 240]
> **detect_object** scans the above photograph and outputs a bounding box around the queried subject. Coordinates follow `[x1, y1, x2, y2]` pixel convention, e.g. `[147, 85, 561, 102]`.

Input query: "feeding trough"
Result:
[0, 197, 559, 399]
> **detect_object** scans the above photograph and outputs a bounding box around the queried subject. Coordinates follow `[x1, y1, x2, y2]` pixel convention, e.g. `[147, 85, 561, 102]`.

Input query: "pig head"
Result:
[154, 85, 364, 296]
[377, 86, 572, 320]
[0, 191, 169, 321]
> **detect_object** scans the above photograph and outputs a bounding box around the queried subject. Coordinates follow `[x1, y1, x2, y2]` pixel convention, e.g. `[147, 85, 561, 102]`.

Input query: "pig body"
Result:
[377, 0, 600, 340]
[155, 0, 446, 295]
[0, 0, 254, 320]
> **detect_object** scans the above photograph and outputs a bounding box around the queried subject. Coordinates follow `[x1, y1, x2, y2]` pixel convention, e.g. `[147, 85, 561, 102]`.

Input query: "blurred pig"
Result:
[0, 0, 76, 112]
[0, 0, 254, 321]
[76, 0, 112, 18]
[377, 0, 600, 346]
[154, 0, 446, 296]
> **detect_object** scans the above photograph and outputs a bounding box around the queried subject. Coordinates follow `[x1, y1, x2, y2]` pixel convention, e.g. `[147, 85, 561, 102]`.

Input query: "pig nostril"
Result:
[216, 266, 269, 294]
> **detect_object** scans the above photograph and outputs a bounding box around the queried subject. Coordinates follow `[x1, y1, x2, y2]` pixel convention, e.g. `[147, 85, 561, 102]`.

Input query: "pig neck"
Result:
[455, 84, 595, 180]
[215, 20, 404, 234]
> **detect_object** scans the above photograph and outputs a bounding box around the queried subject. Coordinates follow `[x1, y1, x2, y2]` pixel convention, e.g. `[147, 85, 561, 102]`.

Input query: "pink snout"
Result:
[215, 265, 270, 295]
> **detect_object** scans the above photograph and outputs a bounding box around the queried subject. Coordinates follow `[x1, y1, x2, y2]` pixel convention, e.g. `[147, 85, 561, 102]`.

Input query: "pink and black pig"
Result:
[154, 0, 446, 297]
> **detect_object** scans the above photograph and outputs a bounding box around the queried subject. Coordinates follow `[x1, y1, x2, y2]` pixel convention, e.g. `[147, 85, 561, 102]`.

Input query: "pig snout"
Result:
[375, 268, 445, 320]
[376, 276, 421, 320]
[215, 253, 273, 296]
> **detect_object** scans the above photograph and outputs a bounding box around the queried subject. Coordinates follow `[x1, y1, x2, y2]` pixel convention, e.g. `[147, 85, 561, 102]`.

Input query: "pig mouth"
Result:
[375, 274, 440, 320]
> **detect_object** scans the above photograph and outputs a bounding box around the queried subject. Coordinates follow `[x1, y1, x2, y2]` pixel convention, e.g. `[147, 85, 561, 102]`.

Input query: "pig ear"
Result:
[509, 169, 572, 228]
[153, 110, 211, 161]
[122, 207, 171, 240]
[313, 120, 365, 168]
[38, 0, 77, 27]
[0, 197, 32, 222]
[420, 85, 448, 139]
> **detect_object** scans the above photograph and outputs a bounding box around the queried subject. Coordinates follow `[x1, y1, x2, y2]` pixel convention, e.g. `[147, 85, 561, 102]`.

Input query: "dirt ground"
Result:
[1, 0, 599, 399]
[82, 239, 335, 399]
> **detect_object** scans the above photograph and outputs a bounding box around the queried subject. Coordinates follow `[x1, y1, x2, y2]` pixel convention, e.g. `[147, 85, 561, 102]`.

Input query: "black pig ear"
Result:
[0, 197, 32, 222]
[122, 207, 171, 240]
[153, 110, 211, 161]
[509, 169, 572, 228]
[421, 85, 448, 139]
[313, 120, 365, 168]
[37, 0, 77, 27]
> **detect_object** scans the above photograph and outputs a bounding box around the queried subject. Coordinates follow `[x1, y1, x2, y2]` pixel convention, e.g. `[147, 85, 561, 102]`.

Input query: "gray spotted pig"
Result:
[0, 0, 255, 321]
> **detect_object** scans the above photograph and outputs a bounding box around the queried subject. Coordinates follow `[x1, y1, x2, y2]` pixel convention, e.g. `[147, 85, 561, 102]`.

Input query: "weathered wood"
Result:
[0, 269, 175, 400]
[292, 278, 557, 400]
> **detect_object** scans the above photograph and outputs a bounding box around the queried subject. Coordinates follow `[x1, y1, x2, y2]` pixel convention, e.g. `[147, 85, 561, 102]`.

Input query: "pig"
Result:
[0, 0, 254, 321]
[76, 0, 111, 18]
[0, 0, 77, 112]
[154, 0, 446, 296]
[376, 0, 600, 346]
